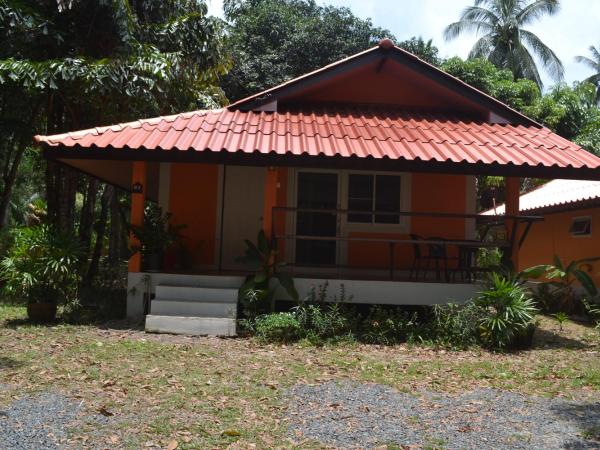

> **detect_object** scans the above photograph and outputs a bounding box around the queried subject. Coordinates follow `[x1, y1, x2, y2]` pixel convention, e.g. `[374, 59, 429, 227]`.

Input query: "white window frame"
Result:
[569, 215, 592, 238]
[341, 170, 411, 234]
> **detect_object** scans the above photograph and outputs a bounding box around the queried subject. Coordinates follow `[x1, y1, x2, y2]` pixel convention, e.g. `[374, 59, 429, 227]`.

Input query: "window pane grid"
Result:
[347, 174, 401, 225]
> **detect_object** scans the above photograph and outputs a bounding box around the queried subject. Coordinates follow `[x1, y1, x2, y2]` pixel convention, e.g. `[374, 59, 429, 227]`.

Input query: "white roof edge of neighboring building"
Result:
[481, 179, 600, 215]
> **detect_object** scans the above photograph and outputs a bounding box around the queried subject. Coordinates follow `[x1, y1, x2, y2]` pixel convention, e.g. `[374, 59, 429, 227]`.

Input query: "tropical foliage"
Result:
[221, 0, 395, 101]
[576, 44, 600, 103]
[0, 225, 82, 304]
[522, 256, 599, 312]
[444, 0, 563, 87]
[476, 274, 538, 349]
[237, 230, 298, 315]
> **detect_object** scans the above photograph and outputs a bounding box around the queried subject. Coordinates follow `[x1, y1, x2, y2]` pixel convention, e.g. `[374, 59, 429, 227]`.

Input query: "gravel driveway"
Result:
[287, 381, 600, 449]
[0, 393, 112, 450]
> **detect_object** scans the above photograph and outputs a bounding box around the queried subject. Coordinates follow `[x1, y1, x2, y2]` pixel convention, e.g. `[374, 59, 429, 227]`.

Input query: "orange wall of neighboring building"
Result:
[518, 207, 600, 285]
[168, 163, 220, 267]
[347, 173, 469, 269]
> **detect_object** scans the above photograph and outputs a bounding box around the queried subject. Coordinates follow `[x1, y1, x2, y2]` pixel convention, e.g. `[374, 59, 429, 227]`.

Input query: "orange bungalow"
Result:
[484, 179, 600, 286]
[35, 39, 600, 335]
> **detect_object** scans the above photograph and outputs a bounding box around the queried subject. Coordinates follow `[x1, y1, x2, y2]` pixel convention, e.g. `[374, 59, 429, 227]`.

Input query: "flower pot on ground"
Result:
[0, 225, 82, 322]
[129, 205, 185, 273]
[27, 302, 57, 322]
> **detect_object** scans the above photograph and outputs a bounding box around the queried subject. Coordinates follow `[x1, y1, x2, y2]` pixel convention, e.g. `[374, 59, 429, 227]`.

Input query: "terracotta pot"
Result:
[27, 302, 57, 323]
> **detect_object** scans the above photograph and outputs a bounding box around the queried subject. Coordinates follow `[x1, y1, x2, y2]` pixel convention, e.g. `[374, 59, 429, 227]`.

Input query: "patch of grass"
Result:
[0, 302, 598, 447]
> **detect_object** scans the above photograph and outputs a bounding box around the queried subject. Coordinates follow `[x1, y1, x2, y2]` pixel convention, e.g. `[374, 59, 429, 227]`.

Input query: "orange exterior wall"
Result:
[347, 173, 468, 269]
[519, 207, 600, 285]
[168, 163, 220, 267]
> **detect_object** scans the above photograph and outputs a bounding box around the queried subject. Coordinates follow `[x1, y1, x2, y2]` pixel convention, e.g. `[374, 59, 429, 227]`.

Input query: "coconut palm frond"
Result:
[513, 43, 543, 88]
[520, 29, 564, 81]
[469, 34, 495, 59]
[445, 0, 561, 88]
[444, 20, 493, 41]
[517, 0, 560, 25]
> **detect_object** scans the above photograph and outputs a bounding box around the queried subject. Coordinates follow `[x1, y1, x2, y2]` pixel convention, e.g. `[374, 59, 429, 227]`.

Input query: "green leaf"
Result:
[275, 272, 298, 301]
[573, 269, 598, 298]
[520, 264, 551, 279]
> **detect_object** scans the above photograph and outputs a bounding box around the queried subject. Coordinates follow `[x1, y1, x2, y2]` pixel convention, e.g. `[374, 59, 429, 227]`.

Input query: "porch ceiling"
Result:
[37, 106, 600, 181]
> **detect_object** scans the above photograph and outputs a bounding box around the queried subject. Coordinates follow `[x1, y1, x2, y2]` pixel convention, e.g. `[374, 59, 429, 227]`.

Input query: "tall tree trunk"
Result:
[108, 188, 122, 264]
[79, 178, 99, 254]
[86, 185, 113, 283]
[0, 136, 27, 230]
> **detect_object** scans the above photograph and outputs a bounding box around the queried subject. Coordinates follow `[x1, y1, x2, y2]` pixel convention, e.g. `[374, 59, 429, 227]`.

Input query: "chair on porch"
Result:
[409, 234, 447, 281]
[409, 234, 452, 282]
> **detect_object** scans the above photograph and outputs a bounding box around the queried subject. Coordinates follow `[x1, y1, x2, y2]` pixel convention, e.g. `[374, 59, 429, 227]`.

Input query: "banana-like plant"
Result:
[237, 230, 298, 315]
[521, 256, 600, 312]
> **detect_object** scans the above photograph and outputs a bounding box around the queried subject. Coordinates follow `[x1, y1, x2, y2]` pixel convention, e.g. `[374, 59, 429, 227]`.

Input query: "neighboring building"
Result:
[35, 39, 600, 335]
[483, 179, 600, 285]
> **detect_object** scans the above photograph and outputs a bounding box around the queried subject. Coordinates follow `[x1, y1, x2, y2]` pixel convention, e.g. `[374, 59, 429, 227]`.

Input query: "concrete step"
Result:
[145, 315, 236, 337]
[155, 285, 238, 303]
[150, 299, 237, 318]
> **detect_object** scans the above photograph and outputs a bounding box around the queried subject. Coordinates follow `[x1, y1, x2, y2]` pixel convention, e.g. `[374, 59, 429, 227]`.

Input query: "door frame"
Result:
[287, 168, 342, 270]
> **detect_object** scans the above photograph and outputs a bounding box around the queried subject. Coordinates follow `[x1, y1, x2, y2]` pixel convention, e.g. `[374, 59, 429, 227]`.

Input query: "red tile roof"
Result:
[482, 179, 600, 214]
[35, 106, 600, 170]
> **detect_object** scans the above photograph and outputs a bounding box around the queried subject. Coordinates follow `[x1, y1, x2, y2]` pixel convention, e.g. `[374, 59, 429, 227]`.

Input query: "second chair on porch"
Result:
[409, 234, 453, 282]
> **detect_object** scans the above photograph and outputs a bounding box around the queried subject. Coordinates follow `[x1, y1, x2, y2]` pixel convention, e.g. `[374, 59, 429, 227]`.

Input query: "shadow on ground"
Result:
[0, 356, 24, 370]
[551, 402, 600, 449]
[531, 328, 592, 350]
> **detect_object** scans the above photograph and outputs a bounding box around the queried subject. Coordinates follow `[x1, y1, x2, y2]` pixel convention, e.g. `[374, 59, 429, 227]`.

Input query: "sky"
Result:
[205, 0, 600, 90]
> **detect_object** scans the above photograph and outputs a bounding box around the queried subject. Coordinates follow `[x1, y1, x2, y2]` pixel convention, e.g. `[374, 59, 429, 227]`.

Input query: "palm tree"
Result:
[444, 0, 564, 88]
[575, 45, 600, 103]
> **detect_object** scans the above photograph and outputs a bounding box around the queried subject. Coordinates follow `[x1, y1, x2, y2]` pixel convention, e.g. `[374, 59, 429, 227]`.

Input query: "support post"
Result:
[263, 166, 279, 239]
[505, 177, 520, 271]
[128, 161, 147, 272]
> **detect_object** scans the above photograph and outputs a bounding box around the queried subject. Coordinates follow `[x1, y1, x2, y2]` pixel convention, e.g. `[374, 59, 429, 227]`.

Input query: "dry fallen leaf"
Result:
[97, 406, 114, 417]
[166, 439, 178, 450]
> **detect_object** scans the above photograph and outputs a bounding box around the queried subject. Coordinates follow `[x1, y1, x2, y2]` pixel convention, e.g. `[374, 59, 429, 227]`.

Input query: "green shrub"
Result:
[418, 302, 484, 349]
[294, 303, 357, 343]
[292, 283, 358, 344]
[360, 306, 419, 345]
[476, 274, 538, 349]
[254, 312, 302, 343]
[0, 225, 82, 305]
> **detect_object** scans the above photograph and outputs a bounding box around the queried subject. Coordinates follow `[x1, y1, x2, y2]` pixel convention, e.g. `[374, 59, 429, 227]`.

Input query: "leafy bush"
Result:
[361, 306, 419, 345]
[254, 312, 302, 343]
[0, 225, 82, 305]
[246, 277, 539, 350]
[476, 274, 538, 349]
[419, 302, 484, 349]
[293, 283, 358, 343]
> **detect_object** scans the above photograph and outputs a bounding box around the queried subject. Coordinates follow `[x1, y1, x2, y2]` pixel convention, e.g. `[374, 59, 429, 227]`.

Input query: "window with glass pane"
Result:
[347, 174, 401, 224]
[375, 175, 401, 223]
[348, 174, 373, 223]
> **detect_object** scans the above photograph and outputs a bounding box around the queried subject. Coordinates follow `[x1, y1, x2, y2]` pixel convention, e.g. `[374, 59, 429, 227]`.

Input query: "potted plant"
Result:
[130, 205, 185, 272]
[0, 225, 82, 322]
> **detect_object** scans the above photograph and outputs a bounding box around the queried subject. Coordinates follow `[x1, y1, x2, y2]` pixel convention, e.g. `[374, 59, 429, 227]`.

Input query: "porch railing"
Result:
[270, 206, 543, 283]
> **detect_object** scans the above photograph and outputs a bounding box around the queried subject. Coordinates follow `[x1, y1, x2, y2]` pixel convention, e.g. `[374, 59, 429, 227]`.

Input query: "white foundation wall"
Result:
[127, 272, 480, 319]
